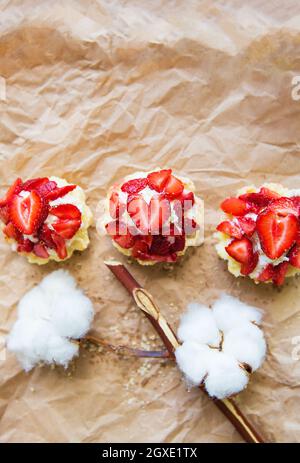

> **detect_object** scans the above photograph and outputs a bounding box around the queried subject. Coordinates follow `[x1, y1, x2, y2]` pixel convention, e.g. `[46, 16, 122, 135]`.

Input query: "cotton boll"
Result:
[51, 289, 94, 338]
[204, 351, 249, 399]
[223, 328, 266, 372]
[212, 293, 263, 333]
[7, 270, 94, 371]
[18, 286, 51, 321]
[177, 303, 221, 347]
[43, 335, 79, 367]
[175, 341, 211, 385]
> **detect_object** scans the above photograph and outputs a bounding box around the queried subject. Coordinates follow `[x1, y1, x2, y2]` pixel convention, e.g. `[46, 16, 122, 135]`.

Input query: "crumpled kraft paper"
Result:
[1, 0, 300, 443]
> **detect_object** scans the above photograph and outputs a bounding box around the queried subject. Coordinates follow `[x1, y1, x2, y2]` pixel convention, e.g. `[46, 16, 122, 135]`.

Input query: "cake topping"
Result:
[217, 185, 300, 285]
[0, 177, 82, 260]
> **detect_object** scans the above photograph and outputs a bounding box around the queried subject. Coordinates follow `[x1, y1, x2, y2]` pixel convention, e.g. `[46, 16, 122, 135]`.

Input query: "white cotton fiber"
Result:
[175, 341, 210, 385]
[175, 293, 266, 399]
[204, 351, 249, 400]
[212, 293, 263, 333]
[223, 323, 266, 371]
[7, 270, 94, 371]
[177, 303, 221, 347]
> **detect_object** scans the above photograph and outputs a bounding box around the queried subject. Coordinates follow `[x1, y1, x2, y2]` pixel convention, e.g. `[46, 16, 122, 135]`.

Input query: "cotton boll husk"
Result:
[50, 289, 94, 338]
[18, 286, 51, 321]
[177, 303, 221, 347]
[7, 319, 57, 371]
[223, 330, 266, 372]
[43, 335, 79, 367]
[212, 293, 263, 333]
[204, 351, 249, 399]
[175, 341, 211, 385]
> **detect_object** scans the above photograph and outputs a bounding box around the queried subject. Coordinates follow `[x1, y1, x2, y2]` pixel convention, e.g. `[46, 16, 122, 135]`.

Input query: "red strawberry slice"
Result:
[113, 231, 136, 249]
[36, 181, 57, 198]
[45, 185, 76, 201]
[106, 220, 128, 237]
[121, 178, 148, 194]
[17, 239, 34, 253]
[149, 196, 171, 233]
[0, 178, 23, 207]
[38, 224, 56, 249]
[241, 251, 259, 275]
[272, 261, 289, 286]
[239, 187, 280, 208]
[225, 237, 254, 264]
[51, 232, 67, 259]
[221, 197, 249, 216]
[256, 210, 298, 259]
[50, 204, 81, 220]
[164, 175, 184, 199]
[237, 217, 256, 237]
[150, 236, 171, 255]
[52, 219, 81, 239]
[0, 205, 10, 224]
[268, 198, 298, 217]
[170, 235, 186, 253]
[291, 196, 300, 215]
[173, 191, 195, 222]
[10, 191, 43, 235]
[147, 169, 172, 192]
[127, 195, 149, 234]
[22, 178, 50, 191]
[258, 264, 275, 282]
[216, 220, 243, 239]
[33, 243, 49, 259]
[109, 192, 126, 219]
[132, 239, 150, 259]
[288, 243, 300, 268]
[3, 222, 23, 242]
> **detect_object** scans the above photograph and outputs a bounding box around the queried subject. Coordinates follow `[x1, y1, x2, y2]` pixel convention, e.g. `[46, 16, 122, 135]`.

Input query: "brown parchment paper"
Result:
[1, 0, 300, 443]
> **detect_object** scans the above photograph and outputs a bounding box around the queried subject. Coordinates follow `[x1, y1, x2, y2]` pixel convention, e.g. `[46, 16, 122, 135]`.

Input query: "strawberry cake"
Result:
[101, 169, 203, 265]
[0, 176, 93, 264]
[215, 183, 300, 285]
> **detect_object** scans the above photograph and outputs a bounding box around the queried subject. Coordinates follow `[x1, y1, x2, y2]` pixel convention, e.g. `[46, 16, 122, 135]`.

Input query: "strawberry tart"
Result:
[0, 176, 93, 264]
[101, 169, 203, 265]
[215, 183, 300, 286]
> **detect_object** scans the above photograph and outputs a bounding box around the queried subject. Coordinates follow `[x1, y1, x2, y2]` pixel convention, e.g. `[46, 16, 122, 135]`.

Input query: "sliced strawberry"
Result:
[45, 185, 76, 201]
[150, 236, 171, 255]
[225, 237, 254, 264]
[132, 239, 150, 259]
[127, 195, 149, 234]
[221, 197, 249, 216]
[257, 264, 275, 282]
[170, 235, 186, 253]
[106, 220, 127, 237]
[121, 178, 148, 194]
[0, 205, 10, 224]
[52, 219, 81, 239]
[51, 232, 67, 259]
[3, 222, 23, 242]
[272, 261, 289, 286]
[38, 224, 56, 249]
[164, 175, 184, 199]
[109, 192, 126, 219]
[291, 196, 300, 215]
[256, 210, 298, 259]
[147, 169, 172, 192]
[179, 191, 195, 209]
[17, 239, 34, 253]
[241, 251, 259, 275]
[239, 187, 280, 208]
[149, 196, 171, 234]
[113, 232, 136, 249]
[237, 217, 256, 237]
[0, 178, 23, 207]
[10, 191, 43, 235]
[50, 204, 81, 220]
[22, 178, 49, 191]
[216, 220, 243, 239]
[33, 243, 49, 259]
[268, 198, 298, 217]
[36, 180, 57, 198]
[288, 243, 300, 268]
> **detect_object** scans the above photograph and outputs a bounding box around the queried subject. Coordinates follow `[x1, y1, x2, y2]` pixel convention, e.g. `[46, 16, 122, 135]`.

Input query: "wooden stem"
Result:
[105, 260, 266, 444]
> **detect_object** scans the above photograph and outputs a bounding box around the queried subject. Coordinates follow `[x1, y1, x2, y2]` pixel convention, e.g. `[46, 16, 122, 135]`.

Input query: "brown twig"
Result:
[105, 260, 266, 444]
[81, 334, 170, 359]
